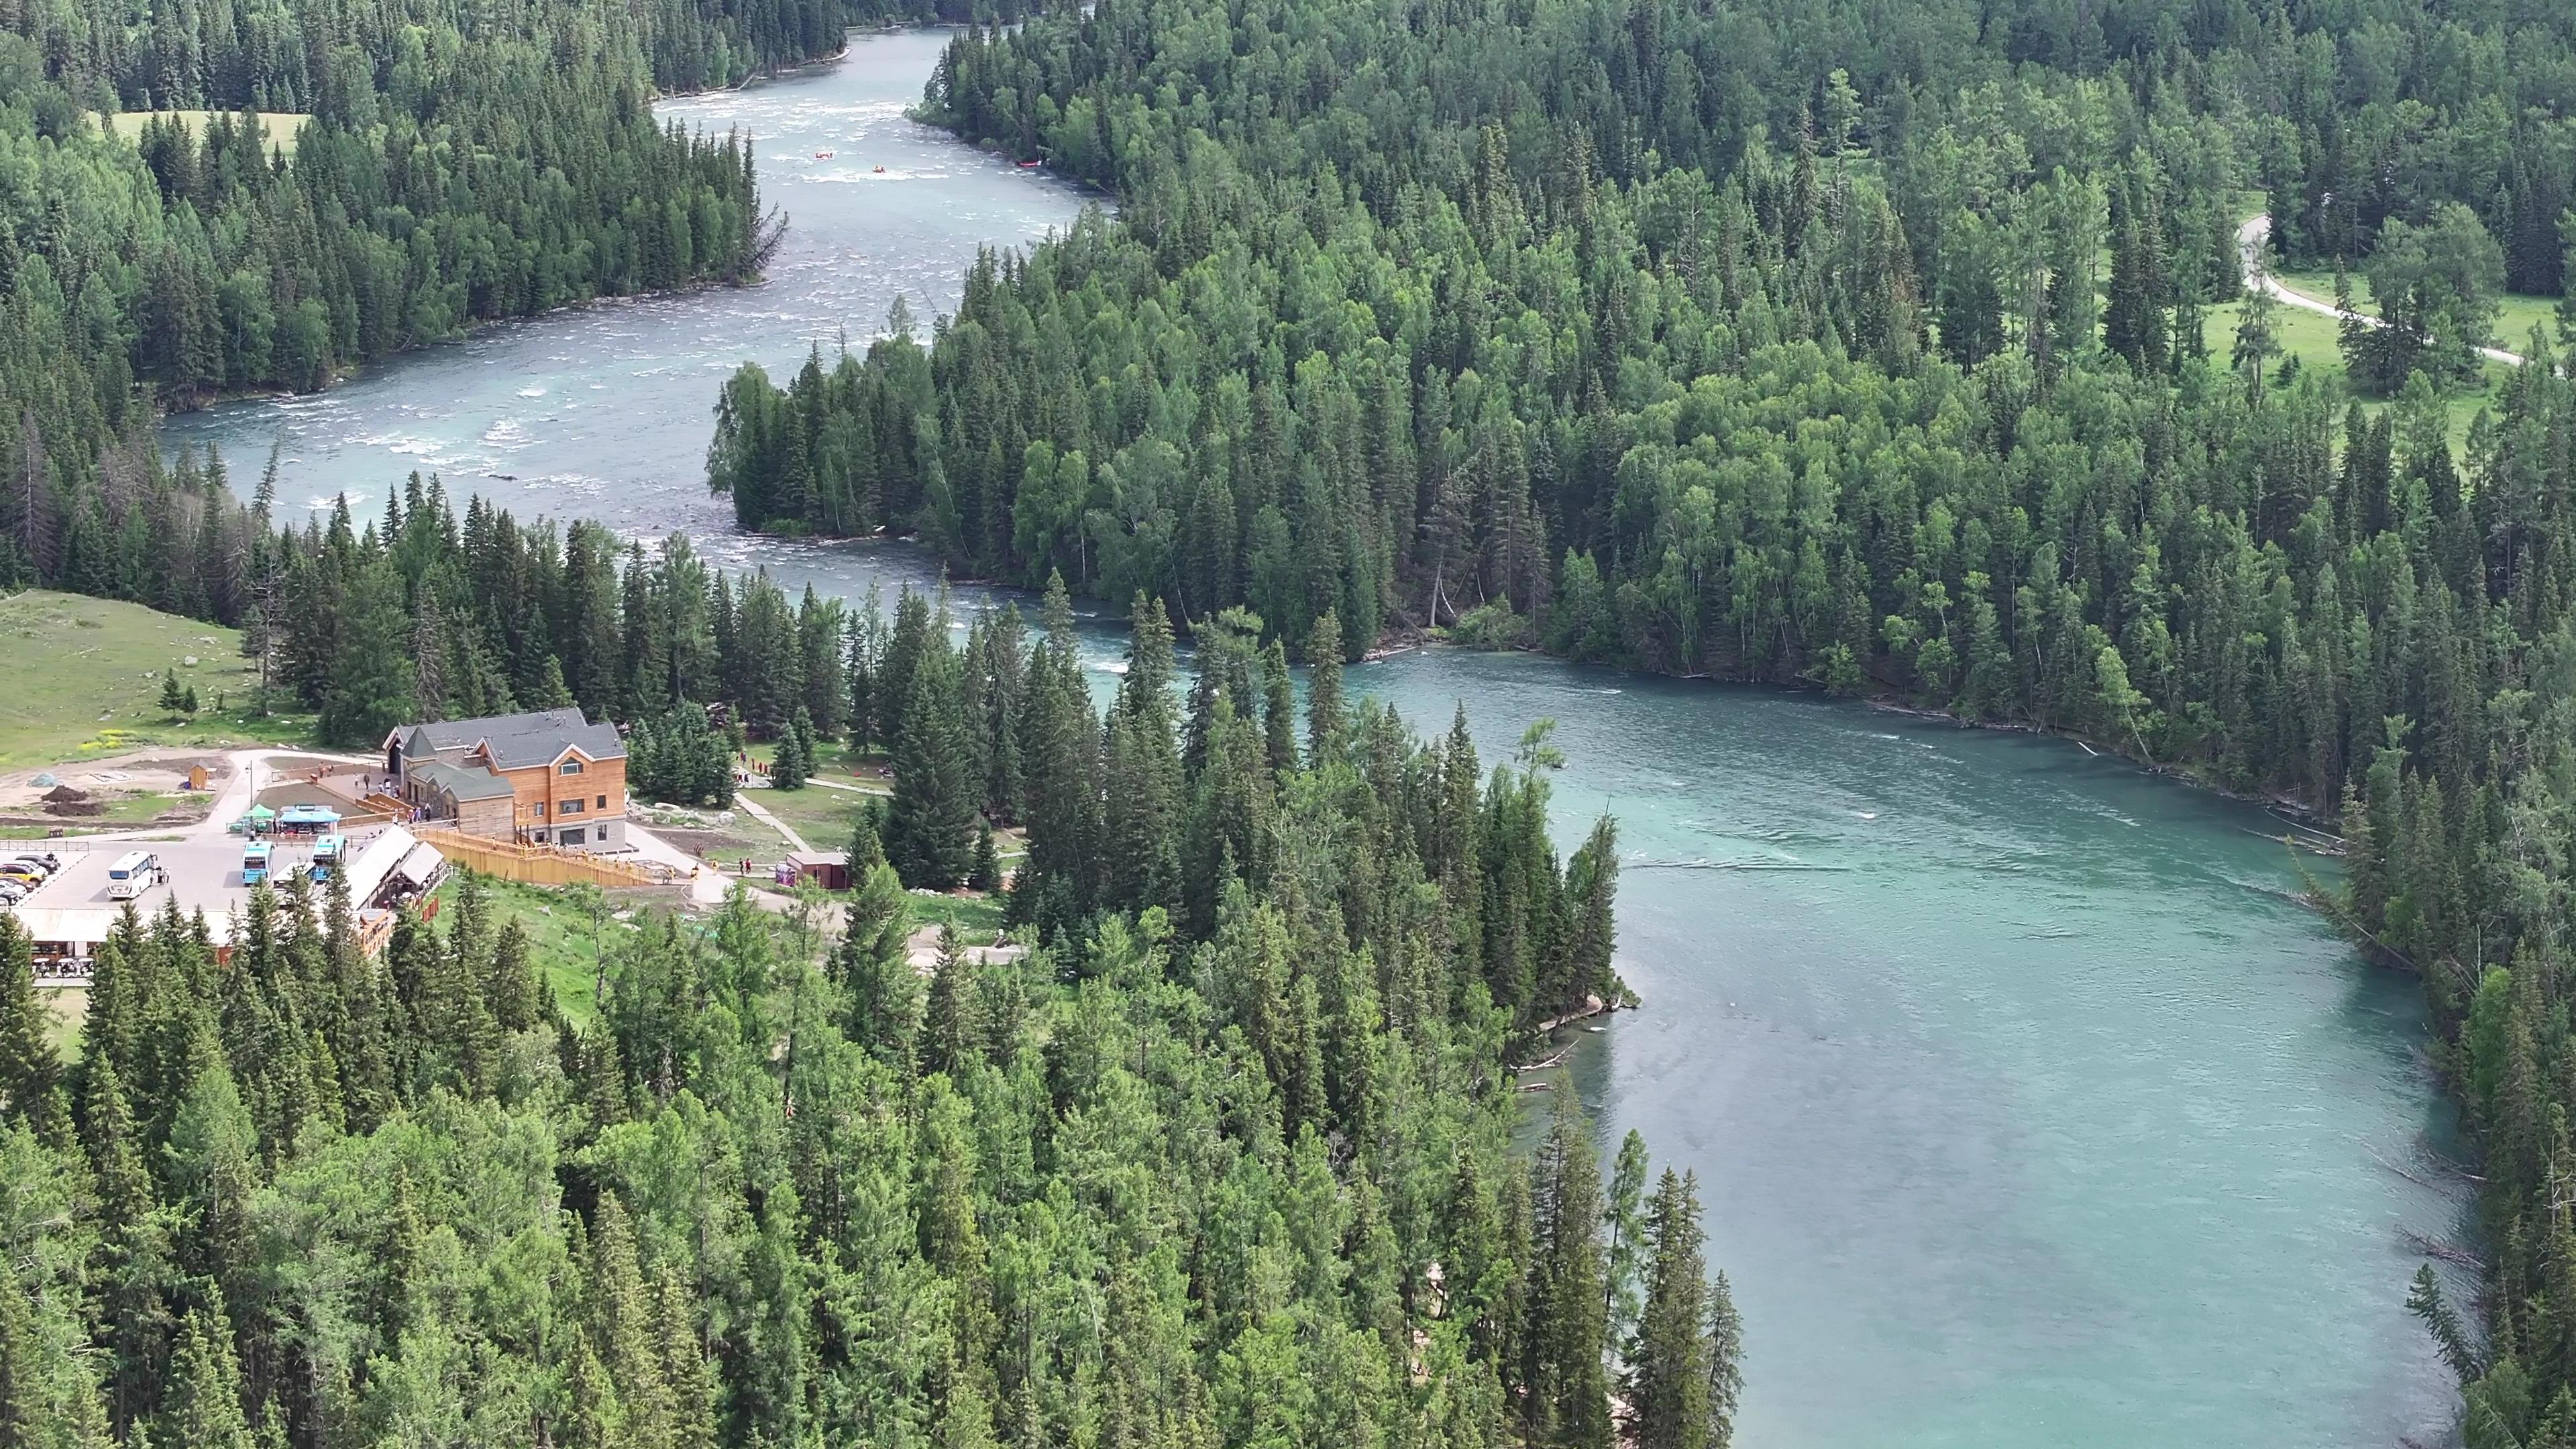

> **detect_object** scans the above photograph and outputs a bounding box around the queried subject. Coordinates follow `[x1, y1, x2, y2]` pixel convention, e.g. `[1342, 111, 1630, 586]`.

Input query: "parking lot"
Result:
[5, 827, 436, 974]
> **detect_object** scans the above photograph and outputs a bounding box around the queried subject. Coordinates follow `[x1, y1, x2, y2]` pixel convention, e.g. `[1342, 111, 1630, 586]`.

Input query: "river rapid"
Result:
[166, 30, 2469, 1448]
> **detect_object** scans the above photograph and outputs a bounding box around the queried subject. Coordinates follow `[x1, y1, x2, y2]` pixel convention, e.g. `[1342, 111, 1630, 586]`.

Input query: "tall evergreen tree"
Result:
[888, 635, 978, 890]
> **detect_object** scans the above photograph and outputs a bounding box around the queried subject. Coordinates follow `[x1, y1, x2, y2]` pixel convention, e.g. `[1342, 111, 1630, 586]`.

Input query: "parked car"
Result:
[7, 857, 56, 878]
[0, 867, 40, 888]
[0, 881, 26, 904]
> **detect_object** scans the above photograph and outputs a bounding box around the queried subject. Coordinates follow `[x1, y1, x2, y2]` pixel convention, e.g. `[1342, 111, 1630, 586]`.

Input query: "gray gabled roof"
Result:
[410, 761, 515, 802]
[393, 708, 626, 769]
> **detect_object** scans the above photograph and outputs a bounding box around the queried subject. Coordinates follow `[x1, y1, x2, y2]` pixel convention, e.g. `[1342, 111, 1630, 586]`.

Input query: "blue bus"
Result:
[311, 834, 347, 881]
[241, 840, 272, 885]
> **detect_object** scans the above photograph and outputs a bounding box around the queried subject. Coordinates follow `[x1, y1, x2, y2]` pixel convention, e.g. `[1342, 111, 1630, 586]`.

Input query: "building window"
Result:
[561, 828, 586, 847]
[533, 830, 548, 843]
[560, 759, 584, 775]
[560, 799, 584, 815]
[531, 802, 545, 816]
[596, 794, 608, 808]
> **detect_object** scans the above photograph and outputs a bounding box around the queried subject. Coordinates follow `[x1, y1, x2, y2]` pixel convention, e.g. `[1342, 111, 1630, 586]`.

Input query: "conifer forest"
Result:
[2, 0, 2576, 1438]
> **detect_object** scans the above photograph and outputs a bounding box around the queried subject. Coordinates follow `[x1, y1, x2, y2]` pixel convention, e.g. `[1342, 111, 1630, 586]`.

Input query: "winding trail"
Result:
[2235, 213, 2530, 368]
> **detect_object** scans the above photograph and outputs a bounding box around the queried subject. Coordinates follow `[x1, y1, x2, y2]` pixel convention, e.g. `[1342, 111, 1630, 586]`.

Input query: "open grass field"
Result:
[437, 871, 677, 1028]
[2204, 294, 2522, 453]
[749, 778, 875, 850]
[0, 591, 317, 770]
[36, 986, 84, 1061]
[908, 887, 1005, 940]
[2267, 264, 2563, 358]
[103, 109, 307, 160]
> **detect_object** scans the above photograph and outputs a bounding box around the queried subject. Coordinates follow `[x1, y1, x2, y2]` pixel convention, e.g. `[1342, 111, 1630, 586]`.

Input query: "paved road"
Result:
[2236, 214, 2530, 369]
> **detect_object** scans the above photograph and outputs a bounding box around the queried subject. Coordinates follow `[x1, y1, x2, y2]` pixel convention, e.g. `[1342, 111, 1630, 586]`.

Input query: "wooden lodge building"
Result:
[384, 708, 631, 851]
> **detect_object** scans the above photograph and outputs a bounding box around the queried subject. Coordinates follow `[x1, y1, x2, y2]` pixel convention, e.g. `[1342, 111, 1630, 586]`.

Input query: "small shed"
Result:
[786, 850, 850, 891]
[186, 765, 211, 791]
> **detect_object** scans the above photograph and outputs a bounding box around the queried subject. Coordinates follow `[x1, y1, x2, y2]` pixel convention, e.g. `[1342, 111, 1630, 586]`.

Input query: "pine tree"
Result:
[969, 820, 1000, 892]
[484, 917, 541, 1035]
[561, 1340, 619, 1449]
[1099, 594, 1183, 913]
[924, 920, 979, 1078]
[1260, 636, 1298, 774]
[160, 1300, 256, 1449]
[657, 1269, 718, 1449]
[317, 558, 418, 747]
[1305, 607, 1346, 763]
[1706, 1271, 1744, 1448]
[0, 918, 65, 1142]
[588, 1193, 678, 1448]
[835, 859, 918, 1072]
[1012, 574, 1099, 925]
[1604, 1130, 1651, 1357]
[159, 668, 186, 716]
[936, 1377, 1000, 1449]
[772, 710, 810, 791]
[1629, 1170, 1713, 1449]
[1527, 1088, 1613, 1449]
[888, 640, 977, 888]
[2408, 1264, 2482, 1385]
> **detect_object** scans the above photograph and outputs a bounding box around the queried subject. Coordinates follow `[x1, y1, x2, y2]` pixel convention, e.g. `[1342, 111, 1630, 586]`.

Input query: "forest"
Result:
[725, 0, 2576, 1438]
[0, 0, 944, 592]
[7, 0, 2576, 1435]
[0, 0, 1745, 1438]
[0, 561, 1730, 1446]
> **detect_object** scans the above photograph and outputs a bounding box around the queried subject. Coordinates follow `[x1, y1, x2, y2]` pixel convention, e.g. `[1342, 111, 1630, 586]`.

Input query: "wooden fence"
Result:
[410, 827, 678, 888]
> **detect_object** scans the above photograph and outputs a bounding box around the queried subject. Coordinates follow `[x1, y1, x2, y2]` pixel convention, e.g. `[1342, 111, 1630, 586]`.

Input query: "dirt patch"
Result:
[651, 825, 767, 860]
[0, 749, 232, 812]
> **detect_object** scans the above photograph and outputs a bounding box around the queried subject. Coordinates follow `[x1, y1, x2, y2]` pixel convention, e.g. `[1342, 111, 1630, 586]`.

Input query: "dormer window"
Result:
[560, 759, 585, 774]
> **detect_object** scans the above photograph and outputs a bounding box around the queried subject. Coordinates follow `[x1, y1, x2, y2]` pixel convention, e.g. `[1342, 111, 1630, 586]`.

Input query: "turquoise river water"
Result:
[164, 30, 2471, 1448]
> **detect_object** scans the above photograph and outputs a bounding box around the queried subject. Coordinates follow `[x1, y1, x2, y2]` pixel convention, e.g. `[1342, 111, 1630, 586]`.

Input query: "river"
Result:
[166, 30, 2469, 1449]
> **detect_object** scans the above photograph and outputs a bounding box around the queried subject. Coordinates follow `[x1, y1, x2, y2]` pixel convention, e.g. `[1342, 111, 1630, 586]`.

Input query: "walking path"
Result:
[734, 792, 813, 853]
[2236, 214, 2530, 369]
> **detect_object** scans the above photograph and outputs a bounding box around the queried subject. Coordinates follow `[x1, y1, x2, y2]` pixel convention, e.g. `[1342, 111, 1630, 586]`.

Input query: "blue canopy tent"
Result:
[275, 804, 342, 835]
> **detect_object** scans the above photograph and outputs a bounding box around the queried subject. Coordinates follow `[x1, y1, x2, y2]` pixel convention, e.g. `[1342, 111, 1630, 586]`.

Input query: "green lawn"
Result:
[906, 887, 1006, 941]
[2206, 290, 2525, 453]
[437, 872, 645, 1028]
[37, 986, 84, 1061]
[103, 109, 307, 160]
[2265, 264, 2560, 359]
[0, 591, 317, 771]
[751, 781, 878, 851]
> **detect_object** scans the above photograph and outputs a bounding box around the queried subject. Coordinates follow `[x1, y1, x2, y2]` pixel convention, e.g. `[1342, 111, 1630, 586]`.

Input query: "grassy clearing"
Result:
[37, 987, 85, 1061]
[103, 109, 307, 159]
[0, 591, 317, 770]
[2205, 293, 2523, 453]
[750, 782, 874, 851]
[906, 887, 1005, 941]
[437, 871, 667, 1028]
[2267, 264, 2561, 357]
